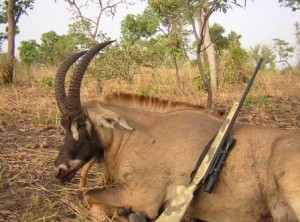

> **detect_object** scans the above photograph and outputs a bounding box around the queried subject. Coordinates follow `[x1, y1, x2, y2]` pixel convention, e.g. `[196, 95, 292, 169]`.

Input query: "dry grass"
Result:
[0, 64, 299, 221]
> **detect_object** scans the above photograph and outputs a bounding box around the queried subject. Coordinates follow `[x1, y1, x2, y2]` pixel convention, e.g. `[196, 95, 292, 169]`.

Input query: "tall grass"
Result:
[2, 62, 300, 108]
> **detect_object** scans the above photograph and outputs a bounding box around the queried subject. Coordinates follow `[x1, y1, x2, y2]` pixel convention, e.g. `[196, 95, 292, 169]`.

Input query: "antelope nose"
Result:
[54, 164, 68, 179]
[54, 167, 61, 178]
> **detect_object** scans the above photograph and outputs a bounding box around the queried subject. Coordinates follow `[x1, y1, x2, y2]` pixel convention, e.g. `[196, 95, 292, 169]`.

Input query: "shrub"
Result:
[245, 94, 270, 106]
[138, 85, 152, 96]
[39, 76, 55, 89]
[219, 48, 252, 84]
[193, 75, 207, 91]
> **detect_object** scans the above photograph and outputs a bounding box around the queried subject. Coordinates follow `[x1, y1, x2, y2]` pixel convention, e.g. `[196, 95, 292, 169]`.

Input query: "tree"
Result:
[1, 0, 35, 84]
[185, 0, 242, 109]
[39, 31, 61, 65]
[67, 20, 98, 47]
[61, 0, 134, 41]
[249, 45, 276, 69]
[148, 0, 190, 86]
[0, 2, 6, 51]
[18, 22, 99, 66]
[209, 23, 229, 55]
[18, 39, 40, 66]
[218, 30, 250, 84]
[279, 0, 300, 11]
[121, 9, 159, 43]
[273, 38, 295, 67]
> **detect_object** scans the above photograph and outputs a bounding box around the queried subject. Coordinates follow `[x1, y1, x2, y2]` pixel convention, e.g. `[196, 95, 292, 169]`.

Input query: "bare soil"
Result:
[0, 76, 299, 221]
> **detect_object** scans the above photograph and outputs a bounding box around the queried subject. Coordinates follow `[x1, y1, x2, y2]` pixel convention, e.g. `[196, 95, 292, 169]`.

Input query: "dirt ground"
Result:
[0, 75, 300, 221]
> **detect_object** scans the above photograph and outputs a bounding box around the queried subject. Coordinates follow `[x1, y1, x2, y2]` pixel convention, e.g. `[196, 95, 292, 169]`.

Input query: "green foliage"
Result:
[38, 31, 61, 65]
[249, 44, 276, 69]
[34, 113, 57, 125]
[18, 40, 40, 65]
[86, 37, 181, 86]
[18, 23, 98, 66]
[67, 21, 102, 45]
[227, 31, 242, 48]
[39, 76, 54, 89]
[208, 0, 242, 13]
[207, 25, 253, 84]
[121, 9, 159, 42]
[0, 0, 35, 44]
[87, 43, 140, 85]
[193, 75, 207, 90]
[148, 0, 189, 55]
[120, 5, 189, 70]
[148, 0, 187, 27]
[0, 53, 9, 85]
[245, 94, 270, 106]
[219, 45, 251, 84]
[89, 45, 129, 81]
[138, 85, 152, 96]
[209, 23, 229, 55]
[273, 38, 295, 67]
[130, 37, 169, 67]
[279, 0, 300, 11]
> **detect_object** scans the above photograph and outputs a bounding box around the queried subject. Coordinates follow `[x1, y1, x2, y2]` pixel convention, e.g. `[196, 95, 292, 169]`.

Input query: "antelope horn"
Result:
[67, 41, 115, 119]
[55, 50, 87, 115]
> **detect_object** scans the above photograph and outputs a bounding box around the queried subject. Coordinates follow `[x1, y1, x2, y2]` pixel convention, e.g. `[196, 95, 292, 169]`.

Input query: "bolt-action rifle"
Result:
[155, 58, 263, 222]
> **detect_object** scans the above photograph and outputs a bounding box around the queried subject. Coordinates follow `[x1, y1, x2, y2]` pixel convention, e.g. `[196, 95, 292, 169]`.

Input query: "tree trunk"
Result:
[204, 22, 218, 92]
[197, 1, 218, 92]
[171, 54, 180, 87]
[196, 44, 212, 109]
[169, 18, 180, 87]
[6, 0, 16, 84]
[196, 7, 213, 109]
[185, 0, 215, 109]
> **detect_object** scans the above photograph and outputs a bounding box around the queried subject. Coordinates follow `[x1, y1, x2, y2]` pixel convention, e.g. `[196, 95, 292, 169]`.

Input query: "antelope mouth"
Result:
[54, 159, 84, 182]
[61, 165, 82, 182]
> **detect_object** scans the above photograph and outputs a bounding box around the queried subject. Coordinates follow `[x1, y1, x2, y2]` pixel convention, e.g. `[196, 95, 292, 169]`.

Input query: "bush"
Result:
[39, 76, 55, 89]
[88, 44, 136, 83]
[138, 85, 152, 96]
[219, 47, 253, 84]
[193, 75, 207, 91]
[245, 94, 270, 106]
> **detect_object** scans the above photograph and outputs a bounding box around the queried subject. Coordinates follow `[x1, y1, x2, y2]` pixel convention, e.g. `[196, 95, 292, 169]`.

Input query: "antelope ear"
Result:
[98, 115, 134, 131]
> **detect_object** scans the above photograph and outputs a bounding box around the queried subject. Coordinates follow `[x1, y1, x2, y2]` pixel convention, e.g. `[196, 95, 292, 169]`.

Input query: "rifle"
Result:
[155, 58, 263, 222]
[202, 137, 236, 193]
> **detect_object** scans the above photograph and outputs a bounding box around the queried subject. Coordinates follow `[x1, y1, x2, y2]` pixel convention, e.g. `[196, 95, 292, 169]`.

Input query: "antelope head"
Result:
[54, 41, 114, 182]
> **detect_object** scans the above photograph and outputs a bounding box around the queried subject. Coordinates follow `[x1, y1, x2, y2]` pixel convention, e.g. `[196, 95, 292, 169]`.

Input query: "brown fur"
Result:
[104, 93, 204, 113]
[58, 94, 300, 222]
[80, 94, 223, 189]
[79, 156, 98, 189]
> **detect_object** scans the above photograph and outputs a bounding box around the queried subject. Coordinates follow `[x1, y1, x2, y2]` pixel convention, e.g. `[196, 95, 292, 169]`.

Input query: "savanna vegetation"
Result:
[0, 0, 300, 221]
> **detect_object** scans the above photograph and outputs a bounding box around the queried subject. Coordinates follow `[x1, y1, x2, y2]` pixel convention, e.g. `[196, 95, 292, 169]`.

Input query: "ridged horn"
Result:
[55, 50, 87, 115]
[67, 41, 115, 118]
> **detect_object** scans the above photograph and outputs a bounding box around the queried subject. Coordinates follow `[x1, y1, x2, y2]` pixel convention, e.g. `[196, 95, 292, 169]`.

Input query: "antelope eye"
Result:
[78, 122, 86, 128]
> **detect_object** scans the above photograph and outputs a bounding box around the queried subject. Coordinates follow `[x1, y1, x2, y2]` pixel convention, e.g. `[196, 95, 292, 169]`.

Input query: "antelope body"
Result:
[54, 42, 300, 222]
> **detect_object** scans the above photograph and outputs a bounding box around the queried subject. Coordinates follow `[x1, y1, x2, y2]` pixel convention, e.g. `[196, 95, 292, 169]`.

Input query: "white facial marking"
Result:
[58, 164, 68, 171]
[71, 122, 79, 141]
